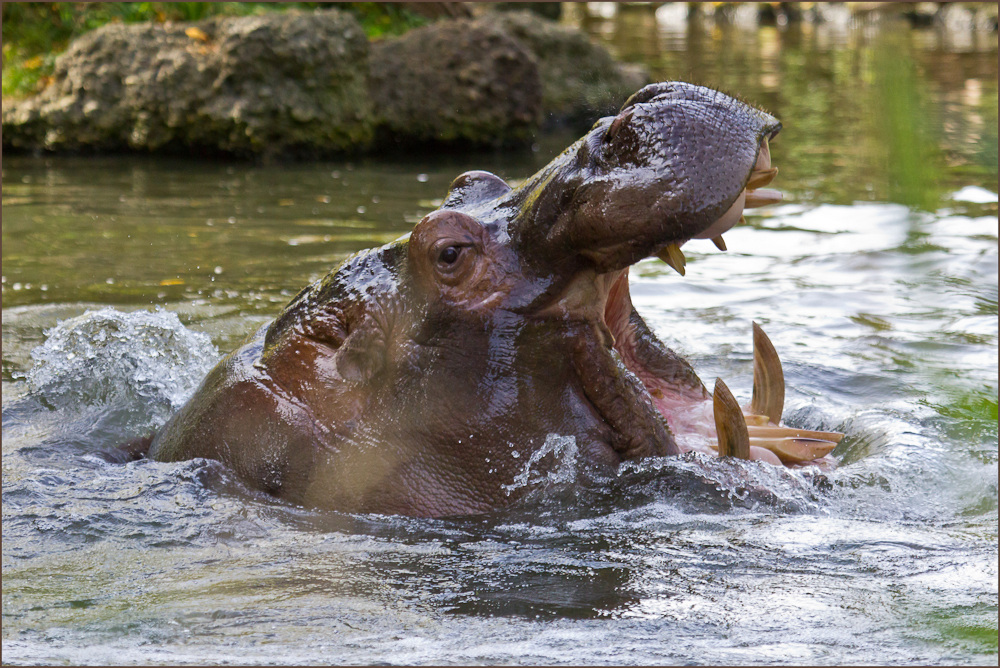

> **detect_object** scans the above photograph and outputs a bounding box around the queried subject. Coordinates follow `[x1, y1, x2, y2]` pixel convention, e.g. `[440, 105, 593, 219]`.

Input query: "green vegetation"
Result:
[870, 30, 943, 211]
[2, 2, 427, 99]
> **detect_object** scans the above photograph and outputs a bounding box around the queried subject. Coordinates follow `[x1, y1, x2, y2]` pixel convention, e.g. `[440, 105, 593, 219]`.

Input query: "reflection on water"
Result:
[580, 3, 998, 211]
[2, 10, 997, 666]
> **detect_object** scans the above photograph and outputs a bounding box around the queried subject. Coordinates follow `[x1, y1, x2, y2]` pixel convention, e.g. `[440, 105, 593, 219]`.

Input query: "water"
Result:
[2, 11, 997, 665]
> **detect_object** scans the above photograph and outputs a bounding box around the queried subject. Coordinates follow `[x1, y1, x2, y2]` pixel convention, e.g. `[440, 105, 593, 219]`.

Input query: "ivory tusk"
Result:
[744, 188, 782, 208]
[747, 425, 844, 443]
[656, 243, 686, 276]
[746, 167, 778, 190]
[751, 322, 785, 424]
[742, 413, 772, 426]
[748, 437, 837, 463]
[713, 378, 751, 460]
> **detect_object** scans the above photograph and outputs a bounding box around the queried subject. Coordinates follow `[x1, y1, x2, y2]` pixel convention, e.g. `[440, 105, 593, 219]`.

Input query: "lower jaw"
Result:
[603, 270, 767, 461]
[603, 270, 715, 449]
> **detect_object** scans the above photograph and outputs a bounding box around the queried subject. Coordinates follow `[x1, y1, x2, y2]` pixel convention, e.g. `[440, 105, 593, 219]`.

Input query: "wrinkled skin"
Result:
[149, 82, 783, 517]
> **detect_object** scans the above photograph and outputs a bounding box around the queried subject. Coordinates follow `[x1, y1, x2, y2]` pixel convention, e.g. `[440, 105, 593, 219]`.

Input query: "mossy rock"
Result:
[483, 11, 650, 128]
[2, 10, 374, 158]
[369, 18, 542, 147]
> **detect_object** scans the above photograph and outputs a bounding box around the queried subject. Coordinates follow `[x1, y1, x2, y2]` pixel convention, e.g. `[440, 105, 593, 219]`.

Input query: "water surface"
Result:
[2, 12, 997, 665]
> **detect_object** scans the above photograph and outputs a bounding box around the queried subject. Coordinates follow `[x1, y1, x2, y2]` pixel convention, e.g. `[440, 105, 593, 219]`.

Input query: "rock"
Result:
[2, 10, 374, 158]
[482, 11, 650, 128]
[368, 18, 542, 147]
[3, 9, 647, 156]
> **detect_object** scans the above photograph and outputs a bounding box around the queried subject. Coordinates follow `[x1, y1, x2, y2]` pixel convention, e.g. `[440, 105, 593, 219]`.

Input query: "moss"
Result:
[2, 2, 425, 100]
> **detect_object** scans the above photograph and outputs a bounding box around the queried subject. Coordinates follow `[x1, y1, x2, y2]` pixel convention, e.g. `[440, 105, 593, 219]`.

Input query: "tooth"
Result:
[748, 437, 838, 464]
[747, 167, 778, 190]
[656, 243, 686, 276]
[756, 136, 772, 171]
[751, 322, 785, 424]
[711, 235, 727, 251]
[745, 188, 782, 208]
[747, 425, 844, 443]
[742, 413, 772, 426]
[739, 215, 747, 226]
[713, 378, 751, 460]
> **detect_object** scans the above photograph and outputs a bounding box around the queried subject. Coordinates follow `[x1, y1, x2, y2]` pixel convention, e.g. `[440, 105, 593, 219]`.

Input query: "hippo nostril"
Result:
[604, 110, 633, 143]
[619, 81, 681, 111]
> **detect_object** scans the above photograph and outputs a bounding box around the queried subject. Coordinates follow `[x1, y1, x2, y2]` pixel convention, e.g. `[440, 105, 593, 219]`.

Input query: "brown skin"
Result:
[148, 82, 782, 517]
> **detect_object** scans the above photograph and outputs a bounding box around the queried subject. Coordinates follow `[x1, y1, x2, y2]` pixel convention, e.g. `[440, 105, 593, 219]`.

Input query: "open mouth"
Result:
[601, 134, 843, 468]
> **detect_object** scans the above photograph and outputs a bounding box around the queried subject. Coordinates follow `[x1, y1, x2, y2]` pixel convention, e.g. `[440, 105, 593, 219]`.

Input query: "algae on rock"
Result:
[2, 9, 648, 157]
[368, 18, 542, 147]
[2, 10, 374, 158]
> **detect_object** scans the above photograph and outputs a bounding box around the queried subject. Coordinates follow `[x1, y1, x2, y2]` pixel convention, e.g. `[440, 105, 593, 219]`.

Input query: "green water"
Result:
[2, 9, 997, 665]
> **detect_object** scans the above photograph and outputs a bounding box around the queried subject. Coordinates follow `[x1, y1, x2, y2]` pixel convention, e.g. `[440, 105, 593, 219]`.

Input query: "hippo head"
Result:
[503, 81, 781, 277]
[150, 83, 830, 518]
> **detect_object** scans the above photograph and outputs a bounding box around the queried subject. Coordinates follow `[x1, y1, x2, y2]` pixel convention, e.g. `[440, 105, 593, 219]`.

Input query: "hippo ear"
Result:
[332, 318, 385, 383]
[441, 171, 511, 210]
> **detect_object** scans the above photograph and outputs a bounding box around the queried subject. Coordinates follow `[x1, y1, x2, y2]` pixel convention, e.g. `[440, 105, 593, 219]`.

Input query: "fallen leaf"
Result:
[185, 27, 209, 42]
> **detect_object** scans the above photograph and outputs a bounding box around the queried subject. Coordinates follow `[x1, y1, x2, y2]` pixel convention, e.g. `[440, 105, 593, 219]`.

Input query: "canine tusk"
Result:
[713, 378, 751, 460]
[751, 322, 785, 424]
[656, 243, 686, 276]
[742, 413, 772, 426]
[745, 188, 782, 208]
[711, 235, 727, 251]
[748, 437, 838, 463]
[746, 167, 779, 190]
[747, 425, 844, 443]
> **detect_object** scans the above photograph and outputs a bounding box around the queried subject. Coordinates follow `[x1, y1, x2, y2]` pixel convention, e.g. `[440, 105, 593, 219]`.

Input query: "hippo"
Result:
[145, 82, 842, 517]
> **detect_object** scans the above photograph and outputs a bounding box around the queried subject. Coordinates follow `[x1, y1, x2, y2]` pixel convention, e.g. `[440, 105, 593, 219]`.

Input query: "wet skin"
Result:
[149, 82, 814, 517]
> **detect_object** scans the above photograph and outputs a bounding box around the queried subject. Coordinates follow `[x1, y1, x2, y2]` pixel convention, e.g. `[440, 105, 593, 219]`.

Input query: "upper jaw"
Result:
[654, 131, 782, 276]
[502, 82, 784, 303]
[569, 94, 782, 277]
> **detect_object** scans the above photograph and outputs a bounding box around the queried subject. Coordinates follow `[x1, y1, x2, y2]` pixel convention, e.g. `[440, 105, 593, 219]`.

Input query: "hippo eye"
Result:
[438, 246, 460, 265]
[429, 240, 477, 283]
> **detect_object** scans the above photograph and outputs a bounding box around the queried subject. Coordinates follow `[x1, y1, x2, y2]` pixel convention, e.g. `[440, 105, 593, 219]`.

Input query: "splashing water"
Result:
[503, 434, 581, 496]
[4, 308, 219, 449]
[27, 307, 218, 412]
